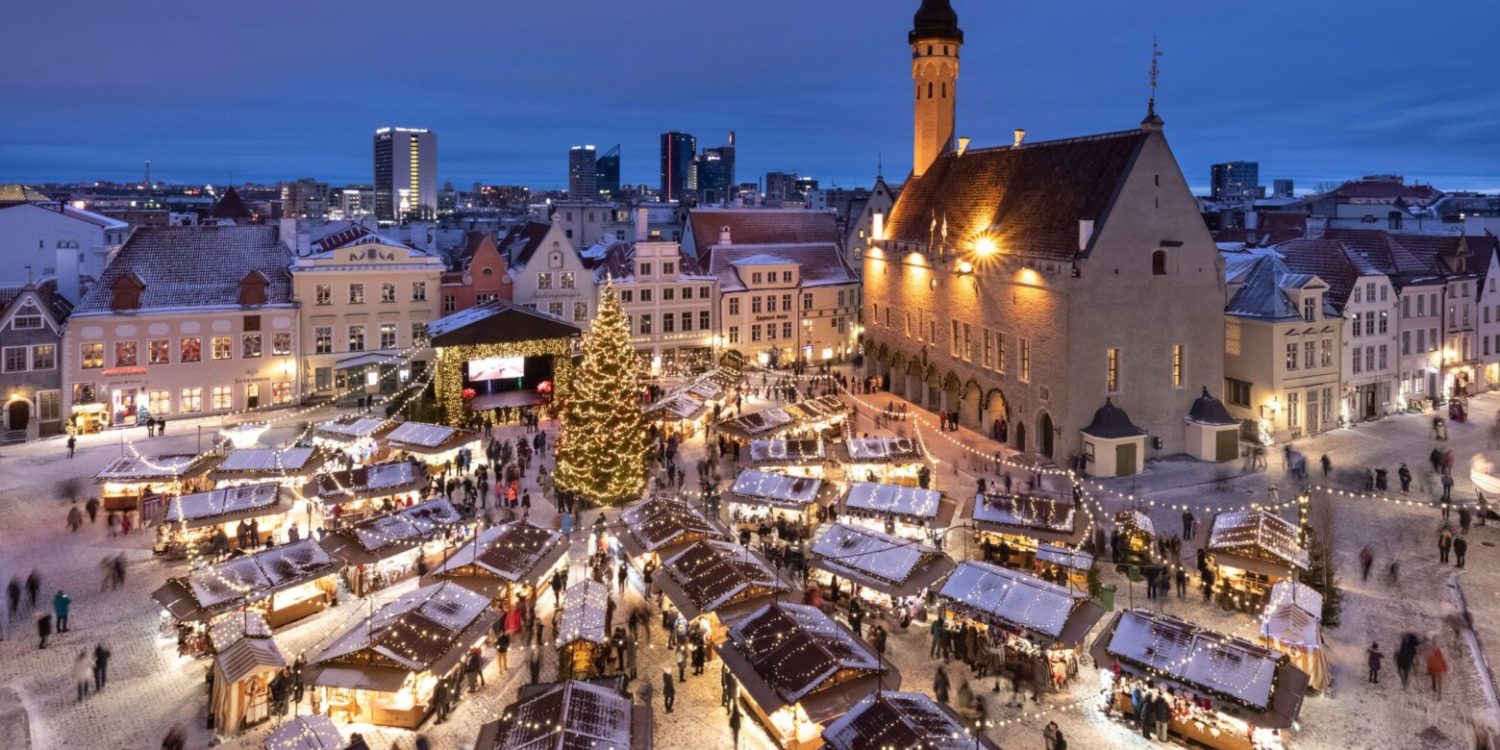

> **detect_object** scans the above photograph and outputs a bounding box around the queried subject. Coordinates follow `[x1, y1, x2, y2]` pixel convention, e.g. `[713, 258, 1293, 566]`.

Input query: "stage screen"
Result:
[467, 355, 525, 382]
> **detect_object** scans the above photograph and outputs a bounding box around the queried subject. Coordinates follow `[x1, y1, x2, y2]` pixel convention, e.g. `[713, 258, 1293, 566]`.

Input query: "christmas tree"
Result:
[554, 282, 648, 506]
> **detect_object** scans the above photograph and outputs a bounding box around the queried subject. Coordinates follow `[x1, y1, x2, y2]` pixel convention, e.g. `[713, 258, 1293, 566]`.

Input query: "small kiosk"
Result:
[937, 561, 1105, 692]
[1080, 398, 1148, 477]
[94, 454, 218, 518]
[749, 439, 827, 477]
[1113, 510, 1156, 566]
[718, 406, 796, 442]
[1206, 510, 1309, 611]
[1091, 609, 1310, 750]
[157, 483, 297, 558]
[209, 629, 287, 735]
[1032, 543, 1096, 591]
[474, 679, 652, 750]
[656, 539, 788, 634]
[1260, 581, 1329, 693]
[728, 469, 827, 530]
[618, 496, 726, 574]
[832, 436, 927, 485]
[556, 580, 610, 680]
[1185, 387, 1241, 463]
[807, 523, 954, 614]
[841, 481, 956, 542]
[384, 421, 481, 472]
[318, 497, 467, 597]
[262, 715, 344, 750]
[716, 602, 895, 750]
[312, 460, 428, 529]
[645, 393, 711, 439]
[971, 491, 1087, 567]
[210, 447, 330, 489]
[823, 691, 1002, 750]
[304, 581, 498, 729]
[310, 415, 395, 463]
[426, 521, 569, 607]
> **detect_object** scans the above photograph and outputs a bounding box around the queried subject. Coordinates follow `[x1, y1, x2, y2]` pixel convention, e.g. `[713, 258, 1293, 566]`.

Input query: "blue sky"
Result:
[2, 0, 1497, 194]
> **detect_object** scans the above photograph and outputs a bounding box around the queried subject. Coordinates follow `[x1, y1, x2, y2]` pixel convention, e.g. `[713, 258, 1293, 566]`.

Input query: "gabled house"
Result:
[438, 231, 514, 314]
[0, 281, 72, 441]
[506, 215, 598, 329]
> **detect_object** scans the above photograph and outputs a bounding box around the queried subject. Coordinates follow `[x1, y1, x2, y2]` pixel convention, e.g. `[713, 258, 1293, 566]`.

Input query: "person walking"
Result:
[1399, 463, 1412, 493]
[85, 497, 99, 525]
[1455, 535, 1469, 568]
[93, 642, 111, 692]
[36, 612, 52, 649]
[662, 670, 676, 713]
[1321, 454, 1332, 477]
[934, 666, 951, 703]
[53, 590, 71, 633]
[1044, 721, 1061, 750]
[527, 646, 541, 685]
[1440, 526, 1454, 564]
[729, 702, 742, 748]
[7, 578, 19, 620]
[1395, 634, 1417, 689]
[1428, 645, 1448, 698]
[67, 434, 76, 458]
[66, 504, 83, 533]
[1367, 642, 1383, 683]
[1360, 545, 1375, 582]
[1443, 473, 1455, 503]
[73, 650, 92, 702]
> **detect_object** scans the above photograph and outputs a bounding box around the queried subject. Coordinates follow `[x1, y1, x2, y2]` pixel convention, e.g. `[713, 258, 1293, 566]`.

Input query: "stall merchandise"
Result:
[426, 521, 569, 605]
[263, 715, 344, 750]
[728, 469, 827, 528]
[1207, 510, 1309, 609]
[1259, 581, 1329, 692]
[716, 601, 895, 750]
[209, 630, 286, 734]
[1090, 609, 1310, 750]
[1114, 510, 1156, 566]
[618, 496, 725, 563]
[556, 580, 610, 680]
[1032, 543, 1096, 591]
[310, 415, 395, 461]
[841, 481, 955, 541]
[304, 581, 498, 729]
[384, 421, 481, 470]
[656, 539, 788, 624]
[318, 497, 467, 597]
[209, 447, 330, 489]
[94, 453, 218, 517]
[157, 483, 296, 558]
[312, 460, 428, 528]
[474, 679, 652, 750]
[937, 560, 1105, 681]
[971, 491, 1087, 564]
[807, 523, 954, 609]
[822, 690, 1001, 750]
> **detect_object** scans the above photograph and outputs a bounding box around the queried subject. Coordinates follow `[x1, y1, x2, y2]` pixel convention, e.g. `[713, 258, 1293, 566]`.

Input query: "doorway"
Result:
[6, 399, 29, 432]
[1015, 422, 1027, 453]
[246, 383, 260, 410]
[1038, 413, 1054, 458]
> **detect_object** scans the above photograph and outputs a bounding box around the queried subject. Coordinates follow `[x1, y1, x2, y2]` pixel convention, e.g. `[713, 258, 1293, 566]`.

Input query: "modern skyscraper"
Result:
[569, 145, 599, 198]
[660, 131, 698, 203]
[1272, 179, 1295, 199]
[373, 127, 437, 222]
[1210, 161, 1261, 201]
[596, 145, 621, 199]
[698, 132, 736, 205]
[910, 0, 961, 178]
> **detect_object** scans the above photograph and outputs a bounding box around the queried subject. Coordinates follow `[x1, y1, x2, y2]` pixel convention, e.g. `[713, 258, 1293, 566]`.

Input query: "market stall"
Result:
[822, 690, 1001, 750]
[971, 491, 1087, 567]
[383, 421, 480, 472]
[807, 523, 954, 618]
[728, 469, 828, 530]
[474, 679, 652, 750]
[309, 415, 395, 464]
[304, 581, 498, 729]
[318, 497, 467, 597]
[645, 393, 711, 439]
[748, 439, 826, 478]
[150, 538, 342, 654]
[618, 496, 726, 573]
[312, 460, 428, 529]
[94, 453, 219, 518]
[718, 395, 848, 442]
[1091, 608, 1310, 750]
[1259, 581, 1329, 692]
[556, 579, 610, 680]
[209, 629, 286, 735]
[209, 447, 330, 490]
[1206, 510, 1309, 611]
[841, 480, 956, 542]
[1032, 543, 1096, 591]
[716, 601, 896, 750]
[1113, 510, 1156, 566]
[937, 561, 1105, 693]
[425, 520, 569, 608]
[157, 483, 298, 558]
[832, 435, 928, 485]
[656, 539, 788, 635]
[262, 715, 344, 750]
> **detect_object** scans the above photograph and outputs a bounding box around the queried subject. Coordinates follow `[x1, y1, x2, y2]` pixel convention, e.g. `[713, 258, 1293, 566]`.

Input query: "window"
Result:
[904, 312, 912, 338]
[663, 288, 675, 301]
[548, 302, 564, 318]
[1366, 315, 1374, 336]
[1302, 296, 1315, 322]
[620, 290, 633, 303]
[273, 382, 292, 405]
[412, 321, 428, 345]
[950, 320, 961, 357]
[641, 289, 653, 303]
[1379, 345, 1388, 370]
[782, 271, 793, 283]
[37, 390, 58, 421]
[212, 386, 233, 411]
[242, 333, 262, 358]
[537, 273, 553, 290]
[1380, 286, 1388, 302]
[315, 327, 333, 354]
[1322, 387, 1334, 425]
[1379, 312, 1388, 334]
[1151, 249, 1167, 275]
[1353, 286, 1362, 304]
[699, 286, 710, 299]
[1303, 341, 1315, 369]
[1365, 282, 1376, 302]
[1321, 339, 1333, 368]
[315, 368, 332, 392]
[997, 333, 1008, 373]
[212, 336, 232, 360]
[270, 332, 291, 356]
[1365, 347, 1375, 373]
[751, 272, 763, 285]
[1172, 344, 1184, 387]
[12, 313, 42, 330]
[782, 322, 792, 339]
[177, 337, 201, 363]
[315, 284, 331, 306]
[411, 281, 427, 301]
[983, 330, 994, 369]
[802, 293, 813, 310]
[639, 314, 652, 335]
[640, 263, 653, 276]
[379, 323, 397, 350]
[1402, 296, 1411, 318]
[699, 311, 710, 330]
[1352, 346, 1363, 374]
[1286, 343, 1299, 371]
[681, 311, 692, 331]
[1351, 313, 1362, 337]
[750, 324, 761, 342]
[728, 297, 741, 316]
[148, 390, 170, 416]
[149, 339, 170, 365]
[962, 323, 973, 362]
[1404, 330, 1414, 355]
[380, 283, 396, 303]
[348, 325, 365, 352]
[443, 295, 456, 313]
[663, 315, 675, 333]
[752, 297, 763, 314]
[2, 347, 25, 372]
[1106, 348, 1120, 392]
[663, 262, 675, 275]
[82, 342, 103, 369]
[1226, 378, 1251, 407]
[929, 320, 936, 342]
[574, 301, 588, 322]
[561, 272, 575, 290]
[349, 283, 364, 304]
[114, 341, 137, 367]
[1019, 339, 1031, 381]
[1288, 391, 1300, 428]
[180, 388, 202, 413]
[728, 326, 740, 344]
[30, 344, 54, 370]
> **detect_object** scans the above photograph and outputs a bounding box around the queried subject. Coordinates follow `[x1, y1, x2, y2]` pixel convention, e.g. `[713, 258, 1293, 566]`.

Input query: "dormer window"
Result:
[1303, 296, 1316, 322]
[110, 272, 146, 312]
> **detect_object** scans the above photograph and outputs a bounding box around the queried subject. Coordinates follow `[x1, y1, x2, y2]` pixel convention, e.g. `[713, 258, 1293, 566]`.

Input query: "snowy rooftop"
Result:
[972, 492, 1076, 534]
[726, 602, 882, 703]
[386, 421, 458, 448]
[314, 581, 493, 673]
[1261, 581, 1324, 648]
[662, 539, 784, 614]
[1103, 609, 1283, 711]
[164, 538, 340, 616]
[1208, 509, 1309, 570]
[823, 691, 994, 750]
[1115, 509, 1156, 537]
[315, 460, 425, 501]
[730, 469, 822, 507]
[313, 416, 391, 440]
[841, 436, 921, 462]
[748, 438, 824, 464]
[721, 407, 793, 436]
[619, 496, 721, 554]
[331, 497, 462, 555]
[163, 482, 286, 525]
[215, 447, 319, 474]
[557, 580, 610, 647]
[263, 715, 344, 750]
[95, 454, 208, 482]
[810, 523, 948, 587]
[646, 394, 706, 421]
[1034, 544, 1095, 571]
[938, 561, 1091, 640]
[429, 521, 566, 583]
[844, 481, 941, 519]
[477, 680, 634, 750]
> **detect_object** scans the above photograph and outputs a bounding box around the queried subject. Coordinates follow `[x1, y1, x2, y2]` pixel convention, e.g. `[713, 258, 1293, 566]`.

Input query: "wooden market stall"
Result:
[645, 393, 711, 439]
[970, 491, 1087, 567]
[304, 581, 498, 729]
[156, 482, 298, 558]
[718, 395, 849, 442]
[807, 523, 954, 617]
[716, 601, 896, 750]
[656, 539, 789, 638]
[150, 538, 343, 654]
[425, 520, 569, 608]
[841, 480, 956, 542]
[937, 561, 1106, 693]
[556, 580, 610, 680]
[209, 629, 286, 735]
[209, 447, 330, 489]
[94, 453, 218, 519]
[1032, 543, 1096, 591]
[1112, 510, 1156, 566]
[309, 415, 395, 463]
[1091, 609, 1310, 750]
[384, 421, 480, 472]
[822, 690, 1002, 750]
[749, 439, 827, 478]
[262, 715, 344, 750]
[617, 496, 726, 575]
[318, 497, 467, 597]
[1206, 509, 1309, 611]
[831, 435, 928, 485]
[474, 679, 652, 750]
[728, 469, 829, 530]
[1260, 581, 1329, 692]
[312, 460, 428, 529]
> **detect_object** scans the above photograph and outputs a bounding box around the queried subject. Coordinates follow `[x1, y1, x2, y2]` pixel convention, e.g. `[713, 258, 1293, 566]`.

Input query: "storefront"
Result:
[1091, 608, 1310, 750]
[823, 691, 1001, 750]
[748, 439, 827, 478]
[312, 460, 428, 530]
[655, 539, 788, 638]
[728, 469, 828, 530]
[305, 581, 498, 729]
[556, 579, 610, 681]
[318, 497, 468, 597]
[832, 436, 928, 486]
[645, 393, 711, 440]
[971, 491, 1088, 568]
[1206, 509, 1309, 612]
[94, 453, 218, 517]
[618, 496, 726, 578]
[209, 631, 286, 735]
[209, 447, 330, 490]
[425, 520, 569, 608]
[1113, 510, 1156, 566]
[807, 523, 954, 619]
[1033, 543, 1096, 591]
[841, 480, 955, 543]
[310, 415, 395, 464]
[474, 679, 652, 750]
[384, 421, 481, 472]
[156, 482, 296, 559]
[936, 561, 1106, 694]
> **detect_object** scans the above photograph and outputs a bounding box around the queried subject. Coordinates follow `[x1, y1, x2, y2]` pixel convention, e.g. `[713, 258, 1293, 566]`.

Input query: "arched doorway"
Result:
[6, 399, 29, 432]
[960, 380, 982, 429]
[982, 388, 1009, 440]
[924, 366, 941, 410]
[1038, 412, 1054, 459]
[1015, 422, 1027, 453]
[941, 371, 961, 414]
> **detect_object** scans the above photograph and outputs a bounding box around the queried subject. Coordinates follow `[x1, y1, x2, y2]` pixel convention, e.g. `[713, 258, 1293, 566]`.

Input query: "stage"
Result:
[470, 390, 548, 411]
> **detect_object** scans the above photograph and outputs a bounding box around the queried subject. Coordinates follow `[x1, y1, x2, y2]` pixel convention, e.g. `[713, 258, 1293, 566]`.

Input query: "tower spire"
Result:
[1142, 37, 1165, 130]
[909, 0, 962, 177]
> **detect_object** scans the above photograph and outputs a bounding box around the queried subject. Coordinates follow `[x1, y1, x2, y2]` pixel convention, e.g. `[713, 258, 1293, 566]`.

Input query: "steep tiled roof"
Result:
[707, 242, 856, 293]
[1224, 253, 1318, 322]
[307, 224, 410, 255]
[687, 209, 841, 262]
[1274, 239, 1359, 310]
[499, 221, 554, 269]
[1331, 180, 1442, 203]
[74, 225, 291, 315]
[210, 187, 251, 219]
[0, 280, 72, 323]
[1322, 228, 1430, 275]
[884, 130, 1148, 261]
[0, 184, 52, 204]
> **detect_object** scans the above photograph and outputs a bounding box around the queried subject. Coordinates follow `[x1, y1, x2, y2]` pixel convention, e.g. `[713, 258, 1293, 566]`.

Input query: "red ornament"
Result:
[461, 388, 477, 401]
[536, 380, 554, 395]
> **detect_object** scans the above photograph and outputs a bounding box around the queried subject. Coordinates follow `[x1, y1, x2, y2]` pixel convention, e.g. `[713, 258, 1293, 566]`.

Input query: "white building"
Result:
[0, 189, 130, 299]
[507, 215, 597, 329]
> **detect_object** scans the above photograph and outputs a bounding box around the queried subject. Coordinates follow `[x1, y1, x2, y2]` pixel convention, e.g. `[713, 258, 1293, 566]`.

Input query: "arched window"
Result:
[926, 45, 933, 55]
[941, 82, 947, 98]
[928, 82, 933, 98]
[1151, 249, 1167, 276]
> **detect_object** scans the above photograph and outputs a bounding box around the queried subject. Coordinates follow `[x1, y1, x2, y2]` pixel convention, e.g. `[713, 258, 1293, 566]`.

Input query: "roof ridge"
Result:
[960, 128, 1146, 156]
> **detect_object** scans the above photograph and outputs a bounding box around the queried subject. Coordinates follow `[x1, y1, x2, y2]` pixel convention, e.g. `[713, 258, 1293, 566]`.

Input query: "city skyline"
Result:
[3, 0, 1498, 194]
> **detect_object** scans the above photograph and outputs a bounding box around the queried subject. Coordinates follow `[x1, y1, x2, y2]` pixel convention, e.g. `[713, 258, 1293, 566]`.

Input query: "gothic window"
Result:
[1151, 249, 1167, 276]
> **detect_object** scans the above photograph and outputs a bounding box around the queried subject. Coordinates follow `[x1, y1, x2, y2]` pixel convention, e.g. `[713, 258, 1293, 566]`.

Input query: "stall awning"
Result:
[216, 635, 286, 684]
[263, 715, 344, 750]
[303, 664, 409, 693]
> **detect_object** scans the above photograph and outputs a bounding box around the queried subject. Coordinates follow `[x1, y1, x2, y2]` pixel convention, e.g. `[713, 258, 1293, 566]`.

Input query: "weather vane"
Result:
[1147, 37, 1164, 117]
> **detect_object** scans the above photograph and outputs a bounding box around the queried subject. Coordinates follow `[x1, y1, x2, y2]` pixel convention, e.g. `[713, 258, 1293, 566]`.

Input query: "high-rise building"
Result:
[660, 131, 698, 203]
[569, 145, 599, 198]
[1272, 179, 1295, 199]
[373, 127, 437, 222]
[280, 178, 329, 219]
[698, 132, 736, 205]
[596, 145, 621, 198]
[910, 0, 961, 178]
[1210, 161, 1260, 202]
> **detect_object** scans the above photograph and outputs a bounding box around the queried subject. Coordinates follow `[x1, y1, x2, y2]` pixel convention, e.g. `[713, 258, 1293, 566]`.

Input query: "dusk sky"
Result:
[4, 0, 1498, 194]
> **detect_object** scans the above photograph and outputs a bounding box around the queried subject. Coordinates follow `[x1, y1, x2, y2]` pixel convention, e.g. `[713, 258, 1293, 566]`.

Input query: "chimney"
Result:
[634, 206, 648, 241]
[719, 225, 732, 245]
[1013, 129, 1026, 147]
[54, 246, 80, 304]
[956, 137, 971, 157]
[1078, 219, 1095, 252]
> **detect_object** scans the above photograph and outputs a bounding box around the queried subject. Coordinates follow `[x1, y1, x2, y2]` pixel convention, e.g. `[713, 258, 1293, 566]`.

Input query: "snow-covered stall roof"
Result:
[164, 482, 290, 526]
[1261, 581, 1323, 649]
[212, 447, 325, 477]
[720, 602, 885, 714]
[557, 579, 610, 647]
[937, 561, 1102, 645]
[319, 497, 463, 563]
[1115, 509, 1155, 537]
[315, 460, 427, 502]
[838, 436, 923, 463]
[619, 496, 723, 556]
[311, 581, 495, 676]
[152, 538, 342, 622]
[1034, 544, 1095, 572]
[720, 406, 794, 438]
[729, 469, 823, 509]
[809, 524, 953, 595]
[474, 680, 641, 750]
[971, 492, 1081, 542]
[313, 416, 392, 441]
[823, 691, 999, 750]
[783, 395, 850, 423]
[658, 539, 786, 619]
[749, 438, 825, 465]
[263, 715, 344, 750]
[428, 521, 567, 590]
[844, 481, 941, 520]
[646, 394, 707, 422]
[1208, 509, 1309, 570]
[385, 421, 477, 454]
[95, 453, 214, 483]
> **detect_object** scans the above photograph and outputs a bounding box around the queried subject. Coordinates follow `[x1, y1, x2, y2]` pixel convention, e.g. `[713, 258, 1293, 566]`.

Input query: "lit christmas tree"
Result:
[554, 282, 648, 506]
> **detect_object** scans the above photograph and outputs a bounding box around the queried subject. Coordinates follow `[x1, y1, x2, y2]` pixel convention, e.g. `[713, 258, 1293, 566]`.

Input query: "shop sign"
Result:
[101, 366, 147, 376]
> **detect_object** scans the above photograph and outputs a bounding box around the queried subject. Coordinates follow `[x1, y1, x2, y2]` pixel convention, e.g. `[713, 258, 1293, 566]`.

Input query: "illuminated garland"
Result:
[433, 337, 573, 427]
